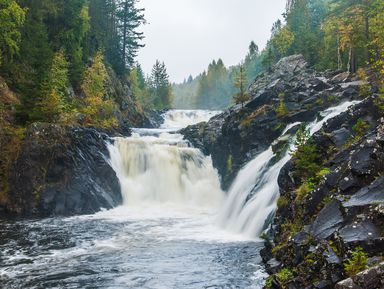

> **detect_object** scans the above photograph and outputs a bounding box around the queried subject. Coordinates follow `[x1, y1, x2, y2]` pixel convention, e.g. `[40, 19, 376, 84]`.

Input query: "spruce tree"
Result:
[233, 65, 250, 108]
[149, 60, 172, 109]
[35, 50, 69, 123]
[0, 0, 26, 66]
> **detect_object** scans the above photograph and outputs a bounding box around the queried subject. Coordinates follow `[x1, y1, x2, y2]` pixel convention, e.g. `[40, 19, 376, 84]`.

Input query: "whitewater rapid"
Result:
[218, 101, 361, 238]
[0, 109, 268, 289]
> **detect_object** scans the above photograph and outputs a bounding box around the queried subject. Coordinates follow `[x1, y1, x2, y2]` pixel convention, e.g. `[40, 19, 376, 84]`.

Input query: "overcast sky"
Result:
[137, 0, 286, 83]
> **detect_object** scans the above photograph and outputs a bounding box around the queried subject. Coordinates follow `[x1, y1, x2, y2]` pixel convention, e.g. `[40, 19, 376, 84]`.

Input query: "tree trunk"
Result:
[337, 36, 342, 70]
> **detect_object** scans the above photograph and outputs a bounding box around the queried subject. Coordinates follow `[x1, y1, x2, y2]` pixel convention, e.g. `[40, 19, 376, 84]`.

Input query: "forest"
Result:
[1, 1, 384, 288]
[173, 0, 384, 110]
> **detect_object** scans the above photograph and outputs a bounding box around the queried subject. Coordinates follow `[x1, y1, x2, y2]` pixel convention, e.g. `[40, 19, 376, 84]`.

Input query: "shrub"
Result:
[292, 124, 322, 180]
[265, 276, 273, 288]
[79, 51, 118, 128]
[345, 119, 370, 147]
[277, 195, 289, 208]
[276, 268, 294, 285]
[344, 247, 368, 277]
[296, 180, 315, 202]
[276, 92, 288, 117]
[356, 68, 371, 98]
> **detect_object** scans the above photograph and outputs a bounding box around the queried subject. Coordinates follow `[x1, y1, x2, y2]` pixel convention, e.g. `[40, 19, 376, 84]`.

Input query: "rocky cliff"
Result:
[182, 55, 366, 190]
[0, 69, 159, 217]
[6, 123, 121, 217]
[181, 55, 383, 288]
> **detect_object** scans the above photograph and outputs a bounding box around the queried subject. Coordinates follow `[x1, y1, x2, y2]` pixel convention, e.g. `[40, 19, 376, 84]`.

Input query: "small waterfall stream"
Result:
[218, 101, 360, 238]
[107, 110, 224, 209]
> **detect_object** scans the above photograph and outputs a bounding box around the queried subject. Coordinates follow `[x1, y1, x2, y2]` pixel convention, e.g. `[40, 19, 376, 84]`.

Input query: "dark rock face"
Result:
[181, 56, 384, 289]
[335, 262, 384, 289]
[181, 55, 366, 189]
[263, 98, 384, 288]
[7, 123, 121, 216]
[311, 200, 344, 240]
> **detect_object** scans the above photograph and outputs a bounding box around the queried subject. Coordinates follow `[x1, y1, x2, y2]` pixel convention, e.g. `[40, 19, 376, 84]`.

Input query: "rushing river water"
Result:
[0, 110, 267, 289]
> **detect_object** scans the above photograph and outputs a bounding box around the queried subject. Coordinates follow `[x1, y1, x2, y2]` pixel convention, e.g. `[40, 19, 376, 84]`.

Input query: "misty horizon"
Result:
[137, 0, 287, 83]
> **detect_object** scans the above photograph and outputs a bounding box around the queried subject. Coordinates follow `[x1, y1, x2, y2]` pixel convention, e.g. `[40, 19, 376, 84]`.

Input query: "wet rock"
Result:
[324, 246, 341, 265]
[8, 123, 121, 216]
[331, 128, 351, 147]
[342, 87, 358, 98]
[339, 221, 380, 243]
[343, 177, 384, 208]
[292, 231, 310, 246]
[267, 258, 282, 274]
[315, 280, 333, 289]
[311, 200, 344, 240]
[336, 262, 384, 289]
[350, 147, 375, 176]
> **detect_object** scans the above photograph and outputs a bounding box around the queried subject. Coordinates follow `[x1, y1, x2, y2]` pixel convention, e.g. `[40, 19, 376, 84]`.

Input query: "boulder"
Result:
[311, 200, 344, 240]
[343, 177, 384, 208]
[336, 262, 384, 289]
[8, 123, 122, 216]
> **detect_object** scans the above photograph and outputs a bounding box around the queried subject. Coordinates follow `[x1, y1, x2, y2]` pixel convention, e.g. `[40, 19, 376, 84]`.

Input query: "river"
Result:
[0, 110, 267, 289]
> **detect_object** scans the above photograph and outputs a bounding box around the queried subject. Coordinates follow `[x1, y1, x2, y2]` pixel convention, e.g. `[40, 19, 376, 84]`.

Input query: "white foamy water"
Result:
[0, 109, 268, 289]
[218, 101, 360, 238]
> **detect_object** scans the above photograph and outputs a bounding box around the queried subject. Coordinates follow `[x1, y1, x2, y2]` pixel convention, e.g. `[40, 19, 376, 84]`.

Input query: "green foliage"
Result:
[296, 180, 315, 202]
[173, 42, 264, 110]
[277, 195, 289, 208]
[292, 124, 321, 180]
[344, 247, 369, 277]
[34, 50, 70, 123]
[276, 268, 294, 285]
[352, 119, 370, 139]
[79, 52, 117, 128]
[346, 118, 370, 147]
[226, 154, 233, 172]
[0, 0, 26, 65]
[265, 276, 273, 288]
[356, 69, 371, 98]
[149, 60, 173, 109]
[276, 93, 288, 117]
[233, 64, 250, 107]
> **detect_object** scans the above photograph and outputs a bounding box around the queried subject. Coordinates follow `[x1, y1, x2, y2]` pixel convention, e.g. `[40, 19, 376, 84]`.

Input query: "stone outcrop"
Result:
[182, 55, 364, 190]
[181, 55, 383, 288]
[7, 123, 122, 216]
[335, 263, 384, 289]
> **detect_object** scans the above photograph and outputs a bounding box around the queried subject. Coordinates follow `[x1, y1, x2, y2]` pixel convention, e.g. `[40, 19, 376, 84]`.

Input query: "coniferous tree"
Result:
[233, 64, 250, 108]
[35, 50, 70, 123]
[116, 0, 145, 70]
[0, 0, 26, 66]
[149, 60, 172, 109]
[80, 51, 118, 128]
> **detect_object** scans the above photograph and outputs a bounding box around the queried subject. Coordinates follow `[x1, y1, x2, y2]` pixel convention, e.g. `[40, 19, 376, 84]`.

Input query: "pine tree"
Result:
[149, 60, 172, 109]
[0, 0, 26, 66]
[35, 50, 69, 122]
[233, 65, 250, 108]
[116, 0, 145, 70]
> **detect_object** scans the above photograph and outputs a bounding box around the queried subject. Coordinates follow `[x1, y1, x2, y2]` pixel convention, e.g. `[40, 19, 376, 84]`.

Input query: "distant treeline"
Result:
[173, 0, 384, 110]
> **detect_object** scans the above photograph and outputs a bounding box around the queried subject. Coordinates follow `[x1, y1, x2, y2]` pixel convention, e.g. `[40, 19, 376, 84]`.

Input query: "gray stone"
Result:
[343, 177, 384, 208]
[311, 200, 344, 240]
[339, 221, 380, 243]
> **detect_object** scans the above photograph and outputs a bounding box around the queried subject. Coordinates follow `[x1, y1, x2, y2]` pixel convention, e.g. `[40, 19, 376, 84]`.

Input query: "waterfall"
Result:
[107, 110, 224, 209]
[218, 101, 360, 238]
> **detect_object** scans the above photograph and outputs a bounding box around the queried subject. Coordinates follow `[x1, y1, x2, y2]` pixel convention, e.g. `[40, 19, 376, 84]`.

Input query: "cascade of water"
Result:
[218, 101, 360, 238]
[107, 110, 224, 210]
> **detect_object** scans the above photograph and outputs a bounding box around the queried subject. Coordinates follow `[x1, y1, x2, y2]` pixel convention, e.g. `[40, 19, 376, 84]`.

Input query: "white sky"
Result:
[137, 0, 287, 83]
